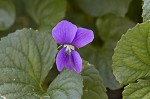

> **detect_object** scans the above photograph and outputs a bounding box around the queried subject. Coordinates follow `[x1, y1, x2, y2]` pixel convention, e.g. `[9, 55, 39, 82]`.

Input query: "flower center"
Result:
[64, 44, 75, 53]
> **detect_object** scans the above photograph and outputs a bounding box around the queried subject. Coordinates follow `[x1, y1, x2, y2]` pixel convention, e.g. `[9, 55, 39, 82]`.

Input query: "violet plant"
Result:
[52, 20, 94, 73]
[0, 0, 149, 99]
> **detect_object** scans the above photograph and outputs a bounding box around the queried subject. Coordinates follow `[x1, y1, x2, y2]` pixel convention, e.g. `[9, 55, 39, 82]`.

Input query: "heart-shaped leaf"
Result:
[112, 21, 150, 85]
[0, 28, 57, 98]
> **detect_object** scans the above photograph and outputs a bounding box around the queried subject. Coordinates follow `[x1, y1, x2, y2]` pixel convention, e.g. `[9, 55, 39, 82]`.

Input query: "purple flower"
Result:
[52, 20, 94, 73]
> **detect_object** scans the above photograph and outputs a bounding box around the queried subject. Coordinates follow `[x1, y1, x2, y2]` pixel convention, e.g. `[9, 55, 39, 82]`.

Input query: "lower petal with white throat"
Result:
[56, 47, 82, 73]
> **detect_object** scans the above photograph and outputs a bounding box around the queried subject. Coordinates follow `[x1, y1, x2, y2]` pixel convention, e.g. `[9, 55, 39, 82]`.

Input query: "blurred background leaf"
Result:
[0, 0, 15, 31]
[96, 14, 135, 42]
[24, 0, 67, 31]
[72, 0, 132, 17]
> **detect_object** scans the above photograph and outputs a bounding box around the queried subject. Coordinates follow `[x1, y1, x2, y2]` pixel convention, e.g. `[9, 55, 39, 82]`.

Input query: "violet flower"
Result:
[52, 20, 94, 73]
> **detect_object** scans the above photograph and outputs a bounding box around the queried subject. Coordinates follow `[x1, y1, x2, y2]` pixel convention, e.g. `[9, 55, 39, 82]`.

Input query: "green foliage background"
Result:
[0, 0, 148, 99]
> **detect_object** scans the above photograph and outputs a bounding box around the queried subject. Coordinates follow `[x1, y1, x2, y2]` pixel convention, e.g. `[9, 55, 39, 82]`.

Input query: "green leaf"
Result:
[81, 61, 108, 99]
[46, 70, 83, 99]
[24, 0, 67, 31]
[0, 0, 15, 30]
[0, 28, 57, 98]
[96, 14, 135, 42]
[123, 79, 150, 99]
[112, 21, 150, 85]
[0, 28, 83, 98]
[142, 0, 150, 22]
[74, 0, 132, 17]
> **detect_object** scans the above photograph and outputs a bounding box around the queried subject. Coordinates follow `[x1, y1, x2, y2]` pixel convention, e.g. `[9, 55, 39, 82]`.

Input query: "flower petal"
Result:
[52, 20, 77, 45]
[56, 47, 72, 71]
[71, 27, 94, 48]
[71, 50, 82, 73]
[65, 54, 72, 70]
[56, 48, 66, 71]
[56, 48, 82, 73]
